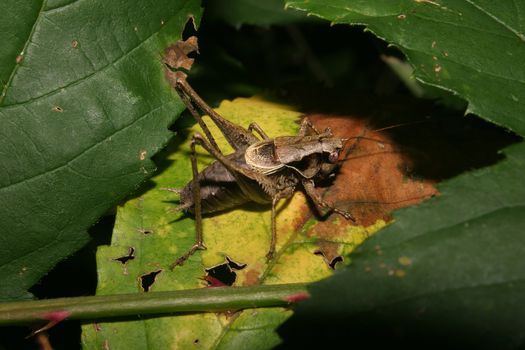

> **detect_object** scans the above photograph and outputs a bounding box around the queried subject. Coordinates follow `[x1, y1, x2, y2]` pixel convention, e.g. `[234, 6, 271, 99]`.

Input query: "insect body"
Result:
[164, 37, 354, 267]
[245, 130, 344, 177]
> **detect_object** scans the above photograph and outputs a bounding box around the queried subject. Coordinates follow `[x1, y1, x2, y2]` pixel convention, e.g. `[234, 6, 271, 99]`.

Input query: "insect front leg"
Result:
[298, 117, 320, 136]
[171, 136, 206, 269]
[302, 179, 356, 222]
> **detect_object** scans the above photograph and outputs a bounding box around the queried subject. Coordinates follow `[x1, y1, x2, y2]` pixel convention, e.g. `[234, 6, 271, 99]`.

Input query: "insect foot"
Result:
[333, 208, 356, 222]
[265, 250, 275, 261]
[164, 37, 356, 267]
[170, 243, 206, 269]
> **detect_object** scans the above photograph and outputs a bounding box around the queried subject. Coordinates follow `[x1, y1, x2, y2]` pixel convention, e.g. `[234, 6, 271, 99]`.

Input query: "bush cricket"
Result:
[164, 37, 356, 268]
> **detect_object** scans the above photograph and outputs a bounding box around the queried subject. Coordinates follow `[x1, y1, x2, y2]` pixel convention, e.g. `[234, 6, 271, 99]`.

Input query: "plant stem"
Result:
[0, 283, 308, 325]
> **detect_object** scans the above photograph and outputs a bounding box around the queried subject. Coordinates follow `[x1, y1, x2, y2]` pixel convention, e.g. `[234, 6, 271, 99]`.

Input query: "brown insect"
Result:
[163, 37, 357, 268]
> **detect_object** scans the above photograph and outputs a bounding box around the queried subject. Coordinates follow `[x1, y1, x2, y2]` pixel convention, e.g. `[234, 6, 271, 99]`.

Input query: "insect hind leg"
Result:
[175, 83, 221, 152]
[170, 136, 206, 269]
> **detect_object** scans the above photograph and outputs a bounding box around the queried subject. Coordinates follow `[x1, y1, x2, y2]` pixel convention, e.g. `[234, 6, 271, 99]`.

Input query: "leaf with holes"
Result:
[81, 96, 438, 348]
[0, 0, 202, 300]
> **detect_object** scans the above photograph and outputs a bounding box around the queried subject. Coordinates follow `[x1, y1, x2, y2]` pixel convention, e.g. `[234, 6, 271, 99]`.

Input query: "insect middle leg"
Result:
[267, 197, 279, 260]
[266, 190, 292, 260]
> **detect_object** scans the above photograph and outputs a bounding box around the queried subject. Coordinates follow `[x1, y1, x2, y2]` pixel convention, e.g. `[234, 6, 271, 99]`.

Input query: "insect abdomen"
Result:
[179, 159, 250, 214]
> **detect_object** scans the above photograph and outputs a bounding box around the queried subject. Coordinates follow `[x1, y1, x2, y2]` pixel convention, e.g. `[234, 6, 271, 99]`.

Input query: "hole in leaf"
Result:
[314, 250, 344, 270]
[225, 256, 247, 270]
[204, 256, 247, 287]
[328, 256, 344, 269]
[113, 247, 135, 264]
[140, 270, 162, 292]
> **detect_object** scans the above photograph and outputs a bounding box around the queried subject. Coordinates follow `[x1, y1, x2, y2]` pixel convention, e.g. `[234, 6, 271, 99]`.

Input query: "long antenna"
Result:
[339, 119, 432, 161]
[371, 119, 430, 133]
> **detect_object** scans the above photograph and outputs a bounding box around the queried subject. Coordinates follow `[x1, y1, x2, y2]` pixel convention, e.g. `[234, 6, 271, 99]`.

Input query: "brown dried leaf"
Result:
[163, 36, 199, 83]
[306, 114, 439, 257]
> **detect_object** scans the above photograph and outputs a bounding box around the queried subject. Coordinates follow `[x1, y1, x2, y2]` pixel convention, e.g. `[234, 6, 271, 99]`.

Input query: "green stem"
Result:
[0, 283, 308, 325]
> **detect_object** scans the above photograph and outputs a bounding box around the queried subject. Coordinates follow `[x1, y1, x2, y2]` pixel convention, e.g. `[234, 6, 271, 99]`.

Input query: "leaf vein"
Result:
[1, 1, 185, 109]
[43, 0, 81, 13]
[464, 0, 525, 42]
[0, 105, 162, 191]
[0, 0, 47, 105]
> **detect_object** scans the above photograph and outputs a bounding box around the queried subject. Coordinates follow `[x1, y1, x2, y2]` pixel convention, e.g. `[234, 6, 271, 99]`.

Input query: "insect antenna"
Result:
[371, 119, 430, 133]
[339, 119, 432, 162]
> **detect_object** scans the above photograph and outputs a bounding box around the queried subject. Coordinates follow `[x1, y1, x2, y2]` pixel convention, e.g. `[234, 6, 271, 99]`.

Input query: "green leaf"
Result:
[205, 0, 309, 28]
[286, 0, 525, 136]
[82, 97, 422, 348]
[0, 0, 202, 300]
[277, 1, 525, 346]
[282, 142, 525, 347]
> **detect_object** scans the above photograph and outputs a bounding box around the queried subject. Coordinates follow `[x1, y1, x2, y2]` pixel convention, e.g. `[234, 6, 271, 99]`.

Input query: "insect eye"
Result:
[328, 151, 339, 163]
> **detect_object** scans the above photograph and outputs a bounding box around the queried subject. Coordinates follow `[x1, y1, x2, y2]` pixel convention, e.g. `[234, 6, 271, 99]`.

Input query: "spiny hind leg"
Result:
[174, 82, 221, 151]
[176, 78, 257, 150]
